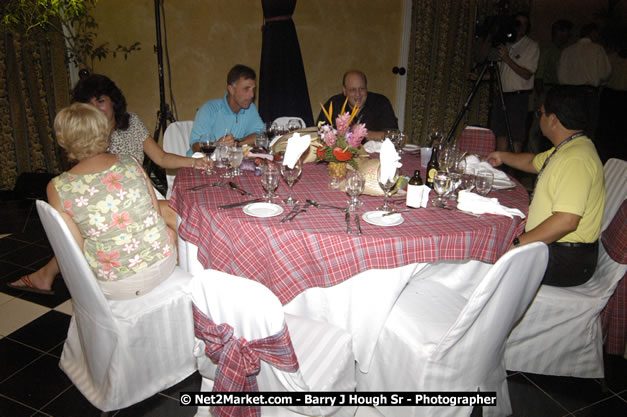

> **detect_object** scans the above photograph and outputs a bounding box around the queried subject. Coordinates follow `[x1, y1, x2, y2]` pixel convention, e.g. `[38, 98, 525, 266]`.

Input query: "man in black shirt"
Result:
[317, 70, 398, 140]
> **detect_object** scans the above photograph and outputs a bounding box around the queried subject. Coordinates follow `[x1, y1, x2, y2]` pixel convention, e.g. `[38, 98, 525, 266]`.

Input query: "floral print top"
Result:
[53, 154, 173, 282]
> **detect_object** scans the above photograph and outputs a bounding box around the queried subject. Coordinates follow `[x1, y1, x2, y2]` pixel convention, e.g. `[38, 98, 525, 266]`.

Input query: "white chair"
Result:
[272, 116, 306, 129]
[163, 120, 194, 199]
[190, 270, 356, 417]
[504, 158, 627, 378]
[36, 200, 197, 412]
[358, 242, 549, 417]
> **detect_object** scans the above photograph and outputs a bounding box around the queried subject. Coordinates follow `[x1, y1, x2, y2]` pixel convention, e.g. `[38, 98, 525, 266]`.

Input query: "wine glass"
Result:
[287, 119, 302, 132]
[255, 132, 269, 152]
[475, 170, 494, 196]
[461, 167, 476, 191]
[395, 132, 408, 155]
[447, 169, 463, 200]
[280, 161, 302, 205]
[345, 170, 365, 211]
[429, 128, 443, 147]
[432, 170, 450, 207]
[230, 146, 243, 176]
[216, 143, 232, 178]
[261, 163, 280, 202]
[199, 134, 216, 175]
[376, 165, 400, 212]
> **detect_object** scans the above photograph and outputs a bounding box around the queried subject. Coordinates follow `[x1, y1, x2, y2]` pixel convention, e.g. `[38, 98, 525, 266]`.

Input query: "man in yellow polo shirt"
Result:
[488, 86, 605, 286]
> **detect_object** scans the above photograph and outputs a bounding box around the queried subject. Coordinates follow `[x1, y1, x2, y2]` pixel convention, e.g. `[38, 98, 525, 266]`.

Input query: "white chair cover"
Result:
[358, 242, 549, 417]
[272, 116, 306, 129]
[163, 120, 194, 199]
[505, 159, 627, 378]
[36, 200, 197, 411]
[190, 269, 356, 417]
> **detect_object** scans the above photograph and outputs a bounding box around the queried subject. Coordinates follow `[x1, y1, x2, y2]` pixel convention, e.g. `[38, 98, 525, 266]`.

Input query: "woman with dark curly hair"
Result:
[7, 74, 206, 295]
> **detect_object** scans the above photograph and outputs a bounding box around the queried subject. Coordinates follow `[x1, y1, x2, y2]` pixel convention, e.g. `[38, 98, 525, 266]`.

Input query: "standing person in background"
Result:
[188, 64, 266, 154]
[528, 19, 573, 154]
[558, 23, 612, 140]
[489, 12, 540, 153]
[317, 70, 398, 140]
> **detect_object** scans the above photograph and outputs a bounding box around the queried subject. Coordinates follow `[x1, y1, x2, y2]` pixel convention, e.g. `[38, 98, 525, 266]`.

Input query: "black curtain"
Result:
[259, 0, 313, 126]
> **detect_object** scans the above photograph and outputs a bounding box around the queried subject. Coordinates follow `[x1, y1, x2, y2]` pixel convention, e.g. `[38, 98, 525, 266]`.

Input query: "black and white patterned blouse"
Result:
[108, 112, 149, 164]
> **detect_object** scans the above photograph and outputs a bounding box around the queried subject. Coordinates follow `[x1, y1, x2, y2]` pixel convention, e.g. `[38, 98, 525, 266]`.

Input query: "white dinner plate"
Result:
[492, 178, 516, 190]
[403, 144, 419, 151]
[243, 202, 284, 218]
[362, 211, 405, 227]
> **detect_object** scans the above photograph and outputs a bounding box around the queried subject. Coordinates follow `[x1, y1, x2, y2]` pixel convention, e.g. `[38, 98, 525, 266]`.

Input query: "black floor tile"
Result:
[0, 261, 28, 281]
[604, 354, 627, 394]
[0, 339, 44, 383]
[6, 311, 71, 353]
[0, 243, 54, 267]
[0, 238, 29, 257]
[39, 385, 105, 417]
[524, 372, 612, 414]
[114, 393, 196, 417]
[507, 372, 571, 417]
[572, 393, 627, 416]
[0, 394, 41, 417]
[0, 200, 35, 235]
[0, 352, 72, 409]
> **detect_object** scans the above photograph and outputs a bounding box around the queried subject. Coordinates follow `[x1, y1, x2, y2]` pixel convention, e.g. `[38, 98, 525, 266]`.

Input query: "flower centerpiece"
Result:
[316, 97, 368, 187]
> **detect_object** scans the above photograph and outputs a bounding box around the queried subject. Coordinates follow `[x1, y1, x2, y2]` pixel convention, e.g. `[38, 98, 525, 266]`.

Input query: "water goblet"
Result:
[230, 146, 244, 176]
[432, 170, 450, 207]
[447, 169, 463, 200]
[216, 143, 232, 178]
[345, 170, 365, 211]
[255, 132, 269, 152]
[475, 170, 494, 196]
[199, 134, 216, 175]
[376, 165, 400, 212]
[461, 168, 476, 191]
[429, 128, 443, 147]
[261, 164, 280, 202]
[280, 161, 302, 205]
[395, 132, 408, 155]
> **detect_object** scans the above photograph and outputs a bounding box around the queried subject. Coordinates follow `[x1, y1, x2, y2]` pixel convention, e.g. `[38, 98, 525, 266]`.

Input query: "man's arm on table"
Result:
[488, 151, 537, 174]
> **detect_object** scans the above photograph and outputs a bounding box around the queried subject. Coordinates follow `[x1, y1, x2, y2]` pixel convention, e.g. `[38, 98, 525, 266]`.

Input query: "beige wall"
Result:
[91, 0, 402, 139]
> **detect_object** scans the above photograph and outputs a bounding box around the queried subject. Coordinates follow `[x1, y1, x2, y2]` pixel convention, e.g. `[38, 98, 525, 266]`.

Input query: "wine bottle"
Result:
[425, 147, 439, 188]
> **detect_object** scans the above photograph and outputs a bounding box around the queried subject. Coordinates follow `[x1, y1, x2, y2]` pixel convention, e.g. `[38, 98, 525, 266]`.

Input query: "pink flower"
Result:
[101, 172, 123, 192]
[336, 112, 351, 134]
[96, 250, 121, 271]
[109, 211, 132, 229]
[323, 129, 337, 147]
[350, 123, 368, 146]
[63, 200, 75, 217]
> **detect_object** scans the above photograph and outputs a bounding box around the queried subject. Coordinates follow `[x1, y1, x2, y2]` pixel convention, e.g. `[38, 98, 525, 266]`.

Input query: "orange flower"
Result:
[333, 147, 353, 162]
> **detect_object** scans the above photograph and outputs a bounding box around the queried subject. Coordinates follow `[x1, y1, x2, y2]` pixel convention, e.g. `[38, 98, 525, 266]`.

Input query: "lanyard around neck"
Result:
[534, 131, 585, 190]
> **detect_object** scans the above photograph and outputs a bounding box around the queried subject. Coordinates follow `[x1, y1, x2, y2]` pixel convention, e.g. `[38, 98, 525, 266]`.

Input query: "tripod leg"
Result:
[493, 67, 516, 152]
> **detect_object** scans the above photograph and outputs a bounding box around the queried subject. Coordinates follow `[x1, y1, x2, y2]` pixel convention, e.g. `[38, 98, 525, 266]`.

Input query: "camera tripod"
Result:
[444, 57, 515, 152]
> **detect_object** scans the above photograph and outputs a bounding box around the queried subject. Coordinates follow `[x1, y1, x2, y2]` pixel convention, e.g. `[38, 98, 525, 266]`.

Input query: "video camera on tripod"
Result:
[475, 14, 520, 63]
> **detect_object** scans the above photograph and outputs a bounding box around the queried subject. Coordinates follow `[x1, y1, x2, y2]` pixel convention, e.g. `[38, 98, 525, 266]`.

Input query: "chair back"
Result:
[36, 200, 118, 386]
[163, 121, 194, 199]
[430, 242, 548, 384]
[456, 126, 495, 157]
[272, 116, 306, 129]
[601, 158, 626, 232]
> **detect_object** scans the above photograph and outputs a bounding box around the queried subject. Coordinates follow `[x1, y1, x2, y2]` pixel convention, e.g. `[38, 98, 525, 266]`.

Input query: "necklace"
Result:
[533, 131, 585, 191]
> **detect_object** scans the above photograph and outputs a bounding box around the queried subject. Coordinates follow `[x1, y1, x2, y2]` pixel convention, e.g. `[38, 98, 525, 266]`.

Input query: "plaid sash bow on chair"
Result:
[193, 305, 300, 417]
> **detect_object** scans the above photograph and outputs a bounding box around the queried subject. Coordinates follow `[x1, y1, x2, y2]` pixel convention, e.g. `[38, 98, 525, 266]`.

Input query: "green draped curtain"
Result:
[0, 28, 70, 191]
[405, 0, 530, 145]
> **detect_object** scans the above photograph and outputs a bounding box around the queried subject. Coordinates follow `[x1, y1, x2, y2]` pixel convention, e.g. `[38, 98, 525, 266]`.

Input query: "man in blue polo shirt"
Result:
[188, 64, 265, 155]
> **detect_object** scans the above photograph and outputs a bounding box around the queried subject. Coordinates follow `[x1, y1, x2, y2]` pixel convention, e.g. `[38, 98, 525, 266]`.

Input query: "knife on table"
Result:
[286, 201, 312, 222]
[218, 198, 263, 209]
[345, 211, 353, 234]
[354, 214, 362, 235]
[228, 181, 254, 196]
[280, 203, 301, 223]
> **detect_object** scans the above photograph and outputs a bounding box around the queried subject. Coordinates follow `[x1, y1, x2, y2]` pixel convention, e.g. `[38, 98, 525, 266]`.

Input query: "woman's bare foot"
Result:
[8, 257, 58, 292]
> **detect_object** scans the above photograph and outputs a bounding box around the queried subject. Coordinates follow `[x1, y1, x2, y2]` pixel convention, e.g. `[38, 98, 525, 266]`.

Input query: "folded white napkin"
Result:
[192, 151, 210, 160]
[283, 132, 311, 168]
[247, 152, 273, 161]
[379, 138, 402, 184]
[364, 140, 382, 153]
[457, 190, 525, 218]
[406, 184, 431, 208]
[465, 155, 510, 181]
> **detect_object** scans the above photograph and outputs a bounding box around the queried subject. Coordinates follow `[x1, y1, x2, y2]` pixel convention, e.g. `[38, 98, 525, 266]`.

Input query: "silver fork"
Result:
[188, 180, 226, 191]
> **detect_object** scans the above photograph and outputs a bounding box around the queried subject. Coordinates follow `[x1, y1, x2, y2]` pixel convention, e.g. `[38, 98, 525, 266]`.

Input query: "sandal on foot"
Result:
[7, 275, 55, 295]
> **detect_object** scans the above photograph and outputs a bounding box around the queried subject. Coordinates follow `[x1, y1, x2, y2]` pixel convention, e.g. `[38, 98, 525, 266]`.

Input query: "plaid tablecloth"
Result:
[170, 156, 528, 304]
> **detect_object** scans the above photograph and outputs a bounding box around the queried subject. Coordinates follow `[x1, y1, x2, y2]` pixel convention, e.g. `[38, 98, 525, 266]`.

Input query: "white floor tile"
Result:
[0, 298, 50, 337]
[0, 292, 15, 307]
[54, 299, 73, 316]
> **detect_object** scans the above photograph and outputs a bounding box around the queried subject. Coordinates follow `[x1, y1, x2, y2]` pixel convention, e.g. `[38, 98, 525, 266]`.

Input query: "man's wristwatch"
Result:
[512, 236, 521, 247]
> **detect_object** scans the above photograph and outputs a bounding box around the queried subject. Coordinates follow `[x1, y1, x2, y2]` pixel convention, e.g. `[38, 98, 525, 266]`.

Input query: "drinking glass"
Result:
[447, 169, 463, 200]
[376, 165, 400, 212]
[429, 128, 443, 147]
[280, 161, 302, 205]
[255, 132, 269, 151]
[287, 119, 302, 132]
[437, 144, 453, 172]
[199, 134, 216, 175]
[345, 170, 365, 211]
[461, 168, 476, 191]
[230, 146, 243, 176]
[432, 170, 450, 207]
[395, 132, 408, 155]
[475, 170, 494, 196]
[261, 164, 280, 202]
[216, 143, 232, 177]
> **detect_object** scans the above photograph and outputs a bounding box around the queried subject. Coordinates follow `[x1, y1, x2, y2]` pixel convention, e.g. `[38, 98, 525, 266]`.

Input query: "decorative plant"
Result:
[0, 0, 140, 71]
